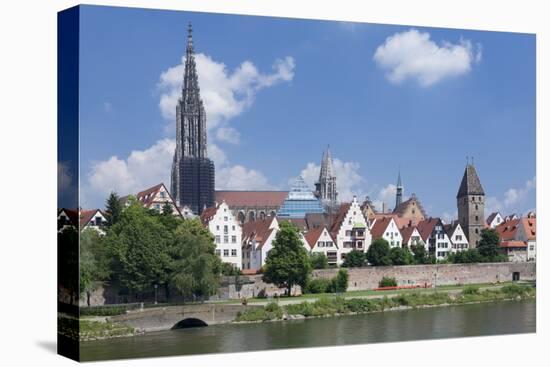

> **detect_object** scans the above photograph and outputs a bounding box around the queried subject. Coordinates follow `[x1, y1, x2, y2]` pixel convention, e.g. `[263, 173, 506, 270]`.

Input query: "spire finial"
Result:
[187, 22, 194, 52]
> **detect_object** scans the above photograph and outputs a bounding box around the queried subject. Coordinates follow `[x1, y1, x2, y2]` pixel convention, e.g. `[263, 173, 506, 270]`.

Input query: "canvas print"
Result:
[57, 5, 536, 362]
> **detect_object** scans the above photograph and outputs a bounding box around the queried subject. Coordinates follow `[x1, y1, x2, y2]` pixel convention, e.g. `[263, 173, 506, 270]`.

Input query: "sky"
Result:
[71, 5, 536, 222]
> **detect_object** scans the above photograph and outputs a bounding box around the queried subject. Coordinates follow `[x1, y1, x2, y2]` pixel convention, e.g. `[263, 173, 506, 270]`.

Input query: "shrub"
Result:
[309, 253, 329, 269]
[379, 276, 397, 287]
[304, 278, 331, 294]
[342, 250, 366, 268]
[462, 285, 480, 295]
[329, 269, 349, 293]
[80, 305, 129, 316]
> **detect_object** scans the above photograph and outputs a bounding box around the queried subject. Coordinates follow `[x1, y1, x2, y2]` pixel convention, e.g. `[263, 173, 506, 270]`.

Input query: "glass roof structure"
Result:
[277, 176, 325, 218]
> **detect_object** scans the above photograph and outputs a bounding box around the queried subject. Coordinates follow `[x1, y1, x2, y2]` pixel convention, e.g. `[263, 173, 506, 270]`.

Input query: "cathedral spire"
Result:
[315, 145, 338, 205]
[395, 167, 403, 209]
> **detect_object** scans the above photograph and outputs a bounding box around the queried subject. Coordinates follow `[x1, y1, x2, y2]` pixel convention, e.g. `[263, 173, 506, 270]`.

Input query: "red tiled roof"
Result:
[393, 194, 427, 218]
[79, 209, 103, 228]
[304, 226, 333, 249]
[400, 226, 418, 243]
[58, 208, 79, 227]
[242, 217, 277, 249]
[371, 213, 409, 229]
[495, 217, 536, 241]
[416, 217, 441, 242]
[200, 205, 219, 226]
[136, 183, 165, 207]
[214, 191, 288, 207]
[330, 202, 351, 237]
[500, 240, 527, 248]
[370, 217, 393, 239]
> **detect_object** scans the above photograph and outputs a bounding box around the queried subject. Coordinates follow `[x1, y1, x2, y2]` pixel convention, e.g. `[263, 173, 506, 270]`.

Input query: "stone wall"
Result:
[312, 262, 536, 290]
[81, 262, 535, 306]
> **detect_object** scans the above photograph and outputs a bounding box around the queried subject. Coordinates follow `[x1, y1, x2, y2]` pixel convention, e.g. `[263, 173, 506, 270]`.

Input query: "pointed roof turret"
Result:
[319, 145, 334, 180]
[457, 163, 485, 198]
[182, 22, 200, 104]
[397, 167, 402, 188]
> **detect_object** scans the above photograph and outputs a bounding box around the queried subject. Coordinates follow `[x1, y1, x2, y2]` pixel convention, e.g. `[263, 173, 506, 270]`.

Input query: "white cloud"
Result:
[216, 127, 240, 144]
[373, 29, 481, 87]
[58, 161, 72, 193]
[216, 165, 275, 191]
[84, 139, 175, 207]
[299, 159, 365, 202]
[485, 177, 536, 216]
[371, 184, 399, 213]
[441, 211, 458, 224]
[158, 53, 295, 135]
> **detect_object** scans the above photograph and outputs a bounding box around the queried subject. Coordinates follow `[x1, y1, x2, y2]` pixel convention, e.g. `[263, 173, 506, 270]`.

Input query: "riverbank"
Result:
[234, 283, 535, 322]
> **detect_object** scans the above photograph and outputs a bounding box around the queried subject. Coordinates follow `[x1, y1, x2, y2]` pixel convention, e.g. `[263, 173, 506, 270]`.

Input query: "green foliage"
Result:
[304, 278, 332, 294]
[262, 221, 312, 296]
[235, 303, 283, 321]
[462, 285, 480, 295]
[221, 262, 242, 276]
[104, 191, 123, 227]
[161, 201, 174, 216]
[329, 269, 349, 293]
[501, 284, 534, 298]
[80, 305, 129, 316]
[366, 239, 392, 266]
[390, 246, 414, 265]
[447, 249, 482, 264]
[80, 229, 111, 304]
[309, 252, 329, 269]
[168, 219, 222, 299]
[477, 228, 501, 258]
[342, 249, 366, 268]
[379, 276, 397, 287]
[410, 242, 429, 264]
[104, 203, 172, 293]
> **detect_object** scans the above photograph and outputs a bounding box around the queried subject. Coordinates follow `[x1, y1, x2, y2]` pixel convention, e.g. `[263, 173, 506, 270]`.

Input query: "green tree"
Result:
[221, 262, 242, 276]
[309, 252, 329, 269]
[104, 191, 122, 227]
[342, 249, 366, 267]
[390, 246, 414, 265]
[366, 239, 392, 266]
[411, 242, 429, 264]
[161, 201, 174, 216]
[80, 229, 111, 306]
[329, 269, 349, 293]
[477, 228, 502, 259]
[379, 276, 397, 287]
[262, 221, 312, 296]
[168, 219, 222, 300]
[105, 202, 172, 294]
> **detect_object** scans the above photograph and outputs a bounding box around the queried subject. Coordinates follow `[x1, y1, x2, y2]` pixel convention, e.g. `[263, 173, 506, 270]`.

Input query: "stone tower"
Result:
[456, 161, 485, 248]
[395, 169, 403, 210]
[171, 23, 215, 215]
[315, 146, 338, 205]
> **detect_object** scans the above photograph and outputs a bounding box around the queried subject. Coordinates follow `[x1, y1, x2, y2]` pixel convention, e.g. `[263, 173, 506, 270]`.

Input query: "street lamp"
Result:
[154, 283, 158, 305]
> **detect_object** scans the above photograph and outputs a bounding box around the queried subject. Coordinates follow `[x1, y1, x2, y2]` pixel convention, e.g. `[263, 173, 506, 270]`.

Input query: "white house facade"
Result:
[201, 201, 243, 269]
[331, 196, 371, 265]
[370, 216, 403, 248]
[447, 223, 469, 252]
[304, 226, 339, 266]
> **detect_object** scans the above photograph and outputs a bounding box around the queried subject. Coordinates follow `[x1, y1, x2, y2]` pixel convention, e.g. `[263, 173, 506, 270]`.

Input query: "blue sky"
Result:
[76, 5, 536, 221]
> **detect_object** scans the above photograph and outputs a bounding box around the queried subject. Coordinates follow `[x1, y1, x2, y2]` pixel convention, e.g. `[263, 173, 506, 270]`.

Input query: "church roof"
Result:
[214, 191, 288, 208]
[457, 164, 485, 198]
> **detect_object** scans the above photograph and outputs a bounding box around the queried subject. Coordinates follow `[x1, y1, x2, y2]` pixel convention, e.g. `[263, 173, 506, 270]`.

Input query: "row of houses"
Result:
[57, 183, 537, 272]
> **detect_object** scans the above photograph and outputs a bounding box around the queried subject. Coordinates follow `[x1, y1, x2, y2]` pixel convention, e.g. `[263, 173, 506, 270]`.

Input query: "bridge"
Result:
[109, 303, 260, 332]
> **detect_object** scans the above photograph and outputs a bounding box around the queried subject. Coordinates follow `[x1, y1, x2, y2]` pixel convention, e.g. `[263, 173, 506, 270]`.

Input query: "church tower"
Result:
[456, 159, 485, 248]
[171, 23, 215, 215]
[395, 169, 403, 210]
[315, 146, 338, 205]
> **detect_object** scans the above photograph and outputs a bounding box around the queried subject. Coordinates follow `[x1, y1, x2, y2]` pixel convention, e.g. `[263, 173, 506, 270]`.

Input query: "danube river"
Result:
[80, 299, 535, 361]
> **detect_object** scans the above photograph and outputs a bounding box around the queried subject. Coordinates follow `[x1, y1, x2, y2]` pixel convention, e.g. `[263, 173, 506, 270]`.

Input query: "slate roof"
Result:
[242, 217, 277, 249]
[486, 212, 501, 225]
[457, 164, 485, 198]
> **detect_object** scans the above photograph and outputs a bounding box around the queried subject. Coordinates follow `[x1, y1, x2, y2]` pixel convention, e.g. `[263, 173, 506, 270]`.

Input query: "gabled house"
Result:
[304, 226, 339, 266]
[392, 193, 427, 226]
[201, 201, 243, 270]
[369, 216, 403, 248]
[444, 222, 469, 252]
[417, 217, 451, 260]
[120, 183, 182, 217]
[330, 196, 371, 265]
[486, 212, 504, 229]
[57, 208, 107, 234]
[495, 217, 536, 262]
[241, 216, 279, 270]
[400, 225, 423, 248]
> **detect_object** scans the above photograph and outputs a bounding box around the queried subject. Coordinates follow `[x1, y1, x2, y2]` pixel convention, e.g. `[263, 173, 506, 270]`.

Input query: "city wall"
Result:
[80, 262, 535, 306]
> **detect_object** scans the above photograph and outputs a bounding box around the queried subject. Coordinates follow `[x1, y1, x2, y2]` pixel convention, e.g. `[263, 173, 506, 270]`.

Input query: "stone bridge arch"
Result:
[172, 317, 208, 329]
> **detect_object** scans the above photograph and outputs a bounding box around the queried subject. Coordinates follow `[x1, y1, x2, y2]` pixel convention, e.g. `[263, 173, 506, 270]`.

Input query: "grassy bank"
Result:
[235, 284, 535, 322]
[58, 313, 138, 341]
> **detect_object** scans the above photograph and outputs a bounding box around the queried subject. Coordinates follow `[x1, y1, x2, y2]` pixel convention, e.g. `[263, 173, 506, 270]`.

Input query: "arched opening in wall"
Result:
[248, 211, 256, 222]
[172, 318, 208, 329]
[238, 211, 245, 224]
[259, 211, 266, 220]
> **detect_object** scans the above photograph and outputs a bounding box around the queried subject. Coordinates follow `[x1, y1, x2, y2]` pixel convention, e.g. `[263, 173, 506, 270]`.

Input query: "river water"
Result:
[80, 299, 535, 361]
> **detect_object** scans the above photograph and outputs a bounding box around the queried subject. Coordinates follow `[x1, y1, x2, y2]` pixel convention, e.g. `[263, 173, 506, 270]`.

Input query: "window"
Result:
[475, 228, 479, 234]
[344, 241, 353, 248]
[231, 236, 237, 243]
[215, 236, 220, 243]
[160, 191, 166, 198]
[232, 225, 235, 230]
[475, 215, 479, 221]
[215, 249, 221, 256]
[224, 225, 228, 234]
[231, 249, 237, 257]
[216, 225, 219, 230]
[95, 217, 102, 226]
[155, 204, 161, 210]
[224, 236, 229, 243]
[326, 241, 333, 247]
[318, 241, 325, 247]
[223, 249, 229, 257]
[357, 241, 363, 249]
[224, 216, 228, 221]
[345, 230, 352, 236]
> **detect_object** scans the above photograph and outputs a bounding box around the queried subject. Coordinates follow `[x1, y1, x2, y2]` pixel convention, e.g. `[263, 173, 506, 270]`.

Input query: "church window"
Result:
[475, 216, 479, 221]
[475, 204, 478, 210]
